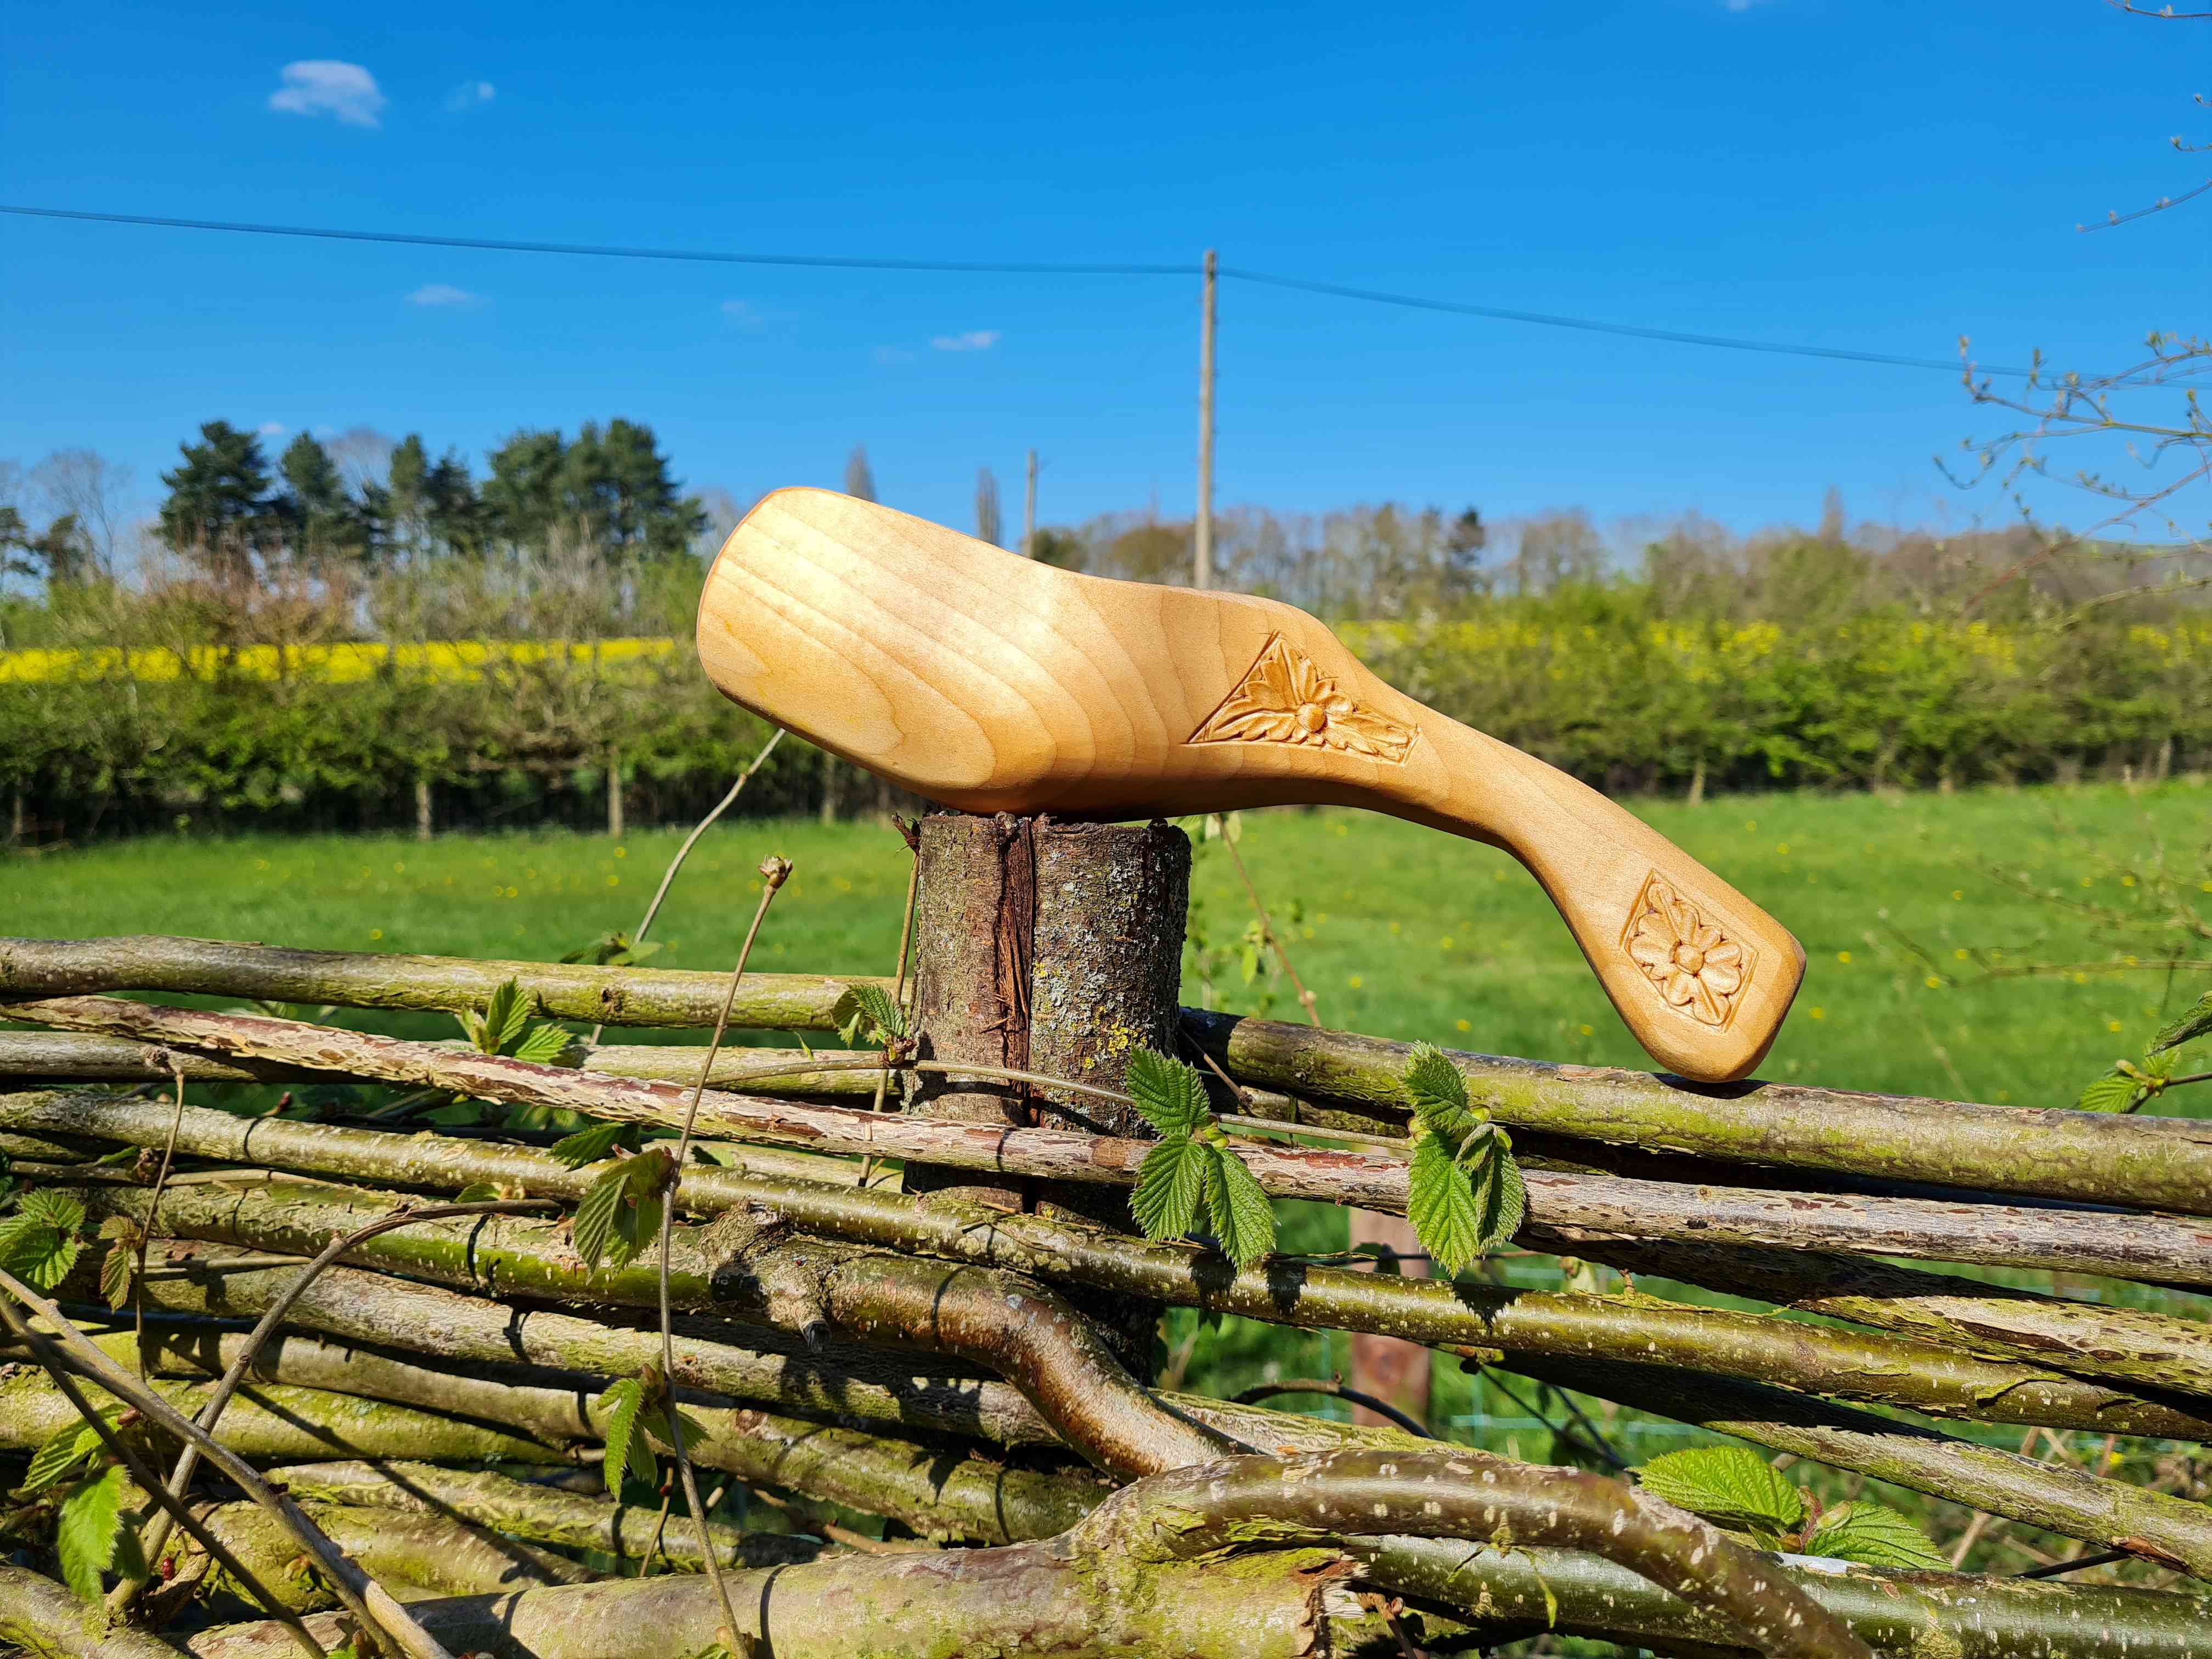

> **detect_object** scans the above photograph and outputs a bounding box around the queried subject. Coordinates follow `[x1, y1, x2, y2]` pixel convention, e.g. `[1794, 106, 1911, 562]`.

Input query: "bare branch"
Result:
[0, 1299, 332, 1659]
[119, 1199, 555, 1611]
[0, 1268, 455, 1659]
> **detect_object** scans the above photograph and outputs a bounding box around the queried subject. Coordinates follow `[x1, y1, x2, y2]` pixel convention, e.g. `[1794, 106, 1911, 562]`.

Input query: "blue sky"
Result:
[2, 0, 2204, 545]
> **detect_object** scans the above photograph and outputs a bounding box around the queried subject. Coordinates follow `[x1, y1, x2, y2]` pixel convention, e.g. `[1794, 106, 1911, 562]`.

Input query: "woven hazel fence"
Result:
[0, 886, 2208, 1656]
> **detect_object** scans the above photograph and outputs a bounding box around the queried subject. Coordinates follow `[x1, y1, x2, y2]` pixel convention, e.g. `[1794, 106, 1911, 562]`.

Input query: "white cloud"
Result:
[1721, 0, 1772, 10]
[930, 330, 1001, 353]
[445, 79, 496, 112]
[873, 346, 916, 366]
[406, 284, 481, 307]
[268, 60, 386, 128]
[257, 422, 287, 438]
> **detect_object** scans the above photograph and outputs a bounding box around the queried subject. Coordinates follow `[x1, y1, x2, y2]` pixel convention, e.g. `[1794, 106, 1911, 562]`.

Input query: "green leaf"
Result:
[2150, 992, 2212, 1057]
[100, 1240, 136, 1311]
[1128, 1138, 1206, 1242]
[668, 1408, 712, 1456]
[641, 1407, 714, 1473]
[550, 1120, 636, 1170]
[571, 1164, 631, 1269]
[1125, 1051, 1211, 1140]
[1461, 1131, 1528, 1255]
[511, 1023, 576, 1065]
[482, 979, 532, 1056]
[22, 1423, 104, 1496]
[17, 1190, 84, 1232]
[1802, 1503, 1949, 1570]
[56, 1464, 130, 1600]
[842, 983, 909, 1046]
[109, 1513, 148, 1584]
[2076, 1069, 2145, 1113]
[1403, 1043, 1481, 1144]
[572, 1149, 672, 1271]
[600, 1376, 648, 1496]
[1637, 1447, 1806, 1535]
[562, 933, 664, 968]
[1201, 1144, 1277, 1269]
[0, 1193, 84, 1292]
[608, 1170, 667, 1271]
[1407, 1133, 1485, 1275]
[1407, 1125, 1523, 1274]
[454, 1182, 505, 1203]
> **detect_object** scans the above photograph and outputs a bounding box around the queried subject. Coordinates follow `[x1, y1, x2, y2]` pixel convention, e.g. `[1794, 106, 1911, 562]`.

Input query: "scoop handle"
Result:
[1383, 708, 1803, 1082]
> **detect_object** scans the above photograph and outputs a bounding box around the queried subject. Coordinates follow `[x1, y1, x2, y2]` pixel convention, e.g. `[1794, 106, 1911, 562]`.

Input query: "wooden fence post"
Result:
[905, 812, 1191, 1369]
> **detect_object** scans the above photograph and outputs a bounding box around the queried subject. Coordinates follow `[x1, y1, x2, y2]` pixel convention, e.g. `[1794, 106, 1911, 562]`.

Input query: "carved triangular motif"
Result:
[1188, 635, 1417, 764]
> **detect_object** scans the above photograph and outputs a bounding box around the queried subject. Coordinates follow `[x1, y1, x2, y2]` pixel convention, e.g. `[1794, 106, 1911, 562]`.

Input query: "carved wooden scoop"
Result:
[697, 488, 1803, 1081]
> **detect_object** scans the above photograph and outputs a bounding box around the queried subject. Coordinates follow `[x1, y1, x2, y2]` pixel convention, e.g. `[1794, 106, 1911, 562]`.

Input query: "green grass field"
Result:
[7, 780, 2207, 1106]
[5, 781, 2209, 1559]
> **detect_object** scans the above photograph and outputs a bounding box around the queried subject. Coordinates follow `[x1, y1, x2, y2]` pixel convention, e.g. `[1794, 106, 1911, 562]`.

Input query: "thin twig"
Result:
[134, 1056, 190, 1356]
[1481, 1367, 1629, 1471]
[861, 823, 922, 1186]
[1216, 1111, 1408, 1151]
[1231, 1378, 1436, 1440]
[741, 1482, 913, 1554]
[1220, 829, 1321, 1027]
[0, 1266, 454, 1659]
[662, 1051, 1143, 1111]
[0, 1295, 331, 1659]
[642, 1486, 675, 1576]
[1181, 1032, 1256, 1110]
[115, 1198, 556, 1613]
[138, 1252, 309, 1278]
[2015, 1547, 2138, 1578]
[874, 832, 922, 1117]
[589, 727, 786, 1047]
[658, 851, 791, 1657]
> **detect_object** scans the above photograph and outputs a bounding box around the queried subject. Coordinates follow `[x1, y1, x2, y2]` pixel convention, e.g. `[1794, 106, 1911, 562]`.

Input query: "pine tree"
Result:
[157, 421, 276, 579]
[485, 422, 702, 564]
[278, 434, 357, 565]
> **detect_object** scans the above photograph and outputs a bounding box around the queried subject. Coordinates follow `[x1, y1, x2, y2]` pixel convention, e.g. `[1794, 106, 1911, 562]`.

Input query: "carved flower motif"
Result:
[1624, 874, 1751, 1028]
[1189, 636, 1416, 763]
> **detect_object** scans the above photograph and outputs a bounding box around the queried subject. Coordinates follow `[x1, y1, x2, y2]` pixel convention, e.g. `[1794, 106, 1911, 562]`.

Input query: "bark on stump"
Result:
[904, 812, 1190, 1370]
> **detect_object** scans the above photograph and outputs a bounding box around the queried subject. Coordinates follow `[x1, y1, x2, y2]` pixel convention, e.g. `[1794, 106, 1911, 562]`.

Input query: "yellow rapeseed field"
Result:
[0, 637, 680, 686]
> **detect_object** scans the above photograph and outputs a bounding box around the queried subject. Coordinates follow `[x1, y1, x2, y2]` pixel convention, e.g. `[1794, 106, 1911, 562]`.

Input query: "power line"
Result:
[0, 205, 1195, 276]
[2, 202, 2022, 377]
[1221, 265, 2008, 376]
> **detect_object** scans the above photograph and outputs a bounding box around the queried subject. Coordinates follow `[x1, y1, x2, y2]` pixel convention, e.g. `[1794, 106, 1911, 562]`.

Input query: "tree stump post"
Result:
[904, 811, 1191, 1370]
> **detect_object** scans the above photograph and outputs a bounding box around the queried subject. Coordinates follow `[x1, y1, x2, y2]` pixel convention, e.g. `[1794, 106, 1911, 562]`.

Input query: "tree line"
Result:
[4, 421, 2208, 841]
[151, 417, 709, 581]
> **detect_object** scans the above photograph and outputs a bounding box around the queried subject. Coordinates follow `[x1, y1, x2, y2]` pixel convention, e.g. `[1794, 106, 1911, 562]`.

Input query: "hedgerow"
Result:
[4, 602, 2207, 839]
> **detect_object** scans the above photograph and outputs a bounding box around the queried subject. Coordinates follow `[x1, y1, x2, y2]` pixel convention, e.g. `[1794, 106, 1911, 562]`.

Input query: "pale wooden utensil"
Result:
[697, 488, 1804, 1081]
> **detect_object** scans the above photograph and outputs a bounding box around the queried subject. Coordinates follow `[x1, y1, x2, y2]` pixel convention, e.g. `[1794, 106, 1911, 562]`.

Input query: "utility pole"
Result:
[1194, 247, 1216, 590]
[1023, 448, 1038, 558]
